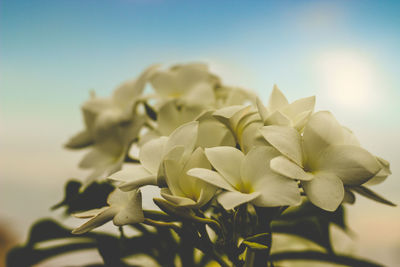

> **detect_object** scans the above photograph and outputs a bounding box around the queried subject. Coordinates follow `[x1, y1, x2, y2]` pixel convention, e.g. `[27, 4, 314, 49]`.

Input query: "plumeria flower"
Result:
[188, 146, 301, 210]
[139, 101, 236, 149]
[338, 127, 393, 204]
[64, 66, 157, 185]
[149, 63, 218, 106]
[213, 105, 261, 151]
[340, 127, 392, 186]
[260, 111, 381, 211]
[65, 65, 158, 149]
[78, 116, 146, 185]
[161, 147, 217, 208]
[214, 85, 256, 108]
[138, 100, 204, 146]
[364, 156, 391, 186]
[72, 188, 144, 234]
[109, 121, 199, 191]
[195, 110, 236, 148]
[256, 85, 315, 131]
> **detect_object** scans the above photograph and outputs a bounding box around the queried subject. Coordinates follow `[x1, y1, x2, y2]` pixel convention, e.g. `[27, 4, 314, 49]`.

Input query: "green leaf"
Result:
[272, 217, 333, 252]
[52, 180, 114, 214]
[351, 185, 396, 206]
[242, 241, 269, 250]
[279, 201, 346, 230]
[246, 233, 269, 241]
[270, 250, 382, 267]
[7, 242, 97, 267]
[6, 218, 155, 267]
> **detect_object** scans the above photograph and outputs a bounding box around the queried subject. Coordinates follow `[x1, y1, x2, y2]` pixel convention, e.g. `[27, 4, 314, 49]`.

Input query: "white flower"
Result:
[64, 66, 157, 184]
[109, 121, 199, 191]
[256, 85, 315, 131]
[161, 147, 217, 208]
[188, 146, 301, 210]
[214, 85, 256, 107]
[260, 111, 381, 211]
[72, 189, 144, 234]
[65, 65, 158, 149]
[149, 63, 218, 106]
[340, 127, 391, 186]
[195, 110, 236, 148]
[78, 115, 146, 185]
[212, 105, 261, 151]
[139, 100, 204, 146]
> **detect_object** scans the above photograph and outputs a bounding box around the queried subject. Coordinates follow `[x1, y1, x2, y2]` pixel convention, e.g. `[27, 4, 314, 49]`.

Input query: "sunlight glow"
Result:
[316, 50, 380, 111]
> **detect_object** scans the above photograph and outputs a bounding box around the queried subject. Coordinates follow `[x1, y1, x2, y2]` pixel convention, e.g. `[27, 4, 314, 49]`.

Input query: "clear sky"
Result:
[1, 0, 400, 265]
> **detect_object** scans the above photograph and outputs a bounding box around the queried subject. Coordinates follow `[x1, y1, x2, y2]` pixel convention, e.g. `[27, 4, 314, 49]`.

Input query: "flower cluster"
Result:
[67, 63, 392, 235]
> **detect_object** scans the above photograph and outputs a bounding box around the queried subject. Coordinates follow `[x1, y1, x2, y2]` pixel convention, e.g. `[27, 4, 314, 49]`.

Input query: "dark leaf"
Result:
[52, 180, 114, 214]
[7, 242, 97, 267]
[279, 201, 347, 231]
[271, 250, 383, 267]
[6, 218, 154, 267]
[272, 217, 333, 252]
[351, 185, 396, 206]
[242, 241, 269, 250]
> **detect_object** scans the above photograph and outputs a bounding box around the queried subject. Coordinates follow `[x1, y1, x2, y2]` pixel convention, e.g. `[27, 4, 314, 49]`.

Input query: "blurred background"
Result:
[1, 0, 399, 266]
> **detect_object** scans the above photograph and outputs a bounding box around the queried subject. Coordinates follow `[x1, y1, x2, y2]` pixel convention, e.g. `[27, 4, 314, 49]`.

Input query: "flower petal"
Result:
[240, 121, 268, 153]
[197, 114, 236, 148]
[264, 110, 291, 126]
[108, 164, 153, 183]
[163, 159, 185, 197]
[196, 187, 217, 207]
[218, 191, 261, 210]
[270, 156, 313, 181]
[113, 190, 145, 226]
[241, 146, 279, 184]
[139, 136, 168, 175]
[302, 111, 344, 165]
[164, 121, 199, 161]
[259, 125, 303, 166]
[292, 110, 312, 131]
[65, 130, 93, 149]
[302, 172, 344, 211]
[157, 101, 202, 136]
[187, 168, 235, 191]
[118, 176, 157, 191]
[113, 64, 158, 107]
[213, 105, 247, 120]
[281, 95, 315, 120]
[268, 85, 289, 112]
[160, 188, 198, 207]
[184, 82, 215, 106]
[180, 148, 211, 196]
[364, 156, 391, 186]
[79, 147, 116, 169]
[252, 175, 301, 207]
[256, 97, 269, 122]
[205, 146, 244, 186]
[72, 207, 109, 219]
[317, 145, 381, 185]
[72, 207, 119, 234]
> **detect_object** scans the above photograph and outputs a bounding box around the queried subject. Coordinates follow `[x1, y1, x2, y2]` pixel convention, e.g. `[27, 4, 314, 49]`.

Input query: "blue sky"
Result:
[1, 0, 400, 265]
[2, 0, 400, 119]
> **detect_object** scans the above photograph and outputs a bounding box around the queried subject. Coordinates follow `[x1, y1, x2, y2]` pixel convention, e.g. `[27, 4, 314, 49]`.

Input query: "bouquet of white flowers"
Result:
[7, 63, 394, 267]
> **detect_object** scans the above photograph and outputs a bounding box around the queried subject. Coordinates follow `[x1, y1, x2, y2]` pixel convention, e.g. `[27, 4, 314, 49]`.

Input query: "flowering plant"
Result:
[8, 63, 394, 267]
